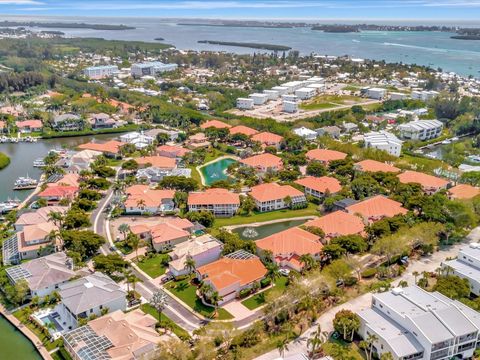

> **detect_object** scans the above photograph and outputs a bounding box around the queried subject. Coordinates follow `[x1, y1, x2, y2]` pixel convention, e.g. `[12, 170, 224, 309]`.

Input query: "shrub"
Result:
[344, 276, 358, 287]
[260, 278, 271, 288]
[361, 268, 377, 279]
[239, 288, 251, 299]
[174, 274, 189, 281]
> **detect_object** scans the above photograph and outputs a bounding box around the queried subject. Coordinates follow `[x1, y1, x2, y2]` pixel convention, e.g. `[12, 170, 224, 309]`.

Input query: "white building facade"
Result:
[364, 131, 403, 157]
[398, 120, 443, 141]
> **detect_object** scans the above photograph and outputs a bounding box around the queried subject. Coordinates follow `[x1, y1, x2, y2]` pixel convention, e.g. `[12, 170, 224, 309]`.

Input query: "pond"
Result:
[233, 219, 307, 240]
[199, 157, 237, 186]
[0, 315, 42, 360]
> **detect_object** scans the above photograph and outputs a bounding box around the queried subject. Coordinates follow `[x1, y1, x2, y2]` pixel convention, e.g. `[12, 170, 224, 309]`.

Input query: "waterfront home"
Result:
[398, 119, 443, 141]
[304, 211, 365, 241]
[53, 113, 83, 132]
[448, 184, 480, 200]
[346, 195, 408, 223]
[442, 242, 480, 295]
[124, 185, 175, 215]
[293, 126, 317, 140]
[306, 149, 347, 164]
[15, 206, 68, 231]
[316, 126, 341, 139]
[251, 131, 284, 149]
[249, 183, 307, 212]
[89, 113, 122, 129]
[16, 119, 43, 133]
[256, 227, 323, 272]
[188, 188, 240, 217]
[63, 149, 102, 174]
[358, 286, 480, 360]
[168, 234, 223, 277]
[56, 272, 127, 330]
[156, 144, 191, 159]
[397, 170, 450, 194]
[354, 159, 400, 173]
[119, 132, 155, 149]
[200, 119, 231, 130]
[64, 309, 162, 360]
[50, 173, 81, 188]
[196, 250, 267, 305]
[240, 153, 284, 174]
[136, 167, 192, 184]
[229, 125, 258, 137]
[6, 252, 75, 297]
[135, 156, 176, 171]
[187, 132, 211, 149]
[37, 185, 79, 205]
[78, 140, 125, 157]
[364, 131, 403, 157]
[3, 221, 59, 265]
[295, 176, 342, 199]
[130, 218, 194, 241]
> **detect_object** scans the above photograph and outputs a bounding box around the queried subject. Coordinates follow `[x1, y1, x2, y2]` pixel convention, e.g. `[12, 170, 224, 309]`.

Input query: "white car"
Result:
[279, 268, 290, 276]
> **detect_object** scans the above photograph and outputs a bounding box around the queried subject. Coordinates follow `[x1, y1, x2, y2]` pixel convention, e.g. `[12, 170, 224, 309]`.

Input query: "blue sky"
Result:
[1, 0, 480, 20]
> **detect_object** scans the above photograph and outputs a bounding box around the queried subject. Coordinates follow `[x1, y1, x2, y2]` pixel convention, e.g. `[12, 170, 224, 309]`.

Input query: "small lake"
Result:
[0, 315, 42, 360]
[233, 219, 307, 240]
[199, 157, 237, 186]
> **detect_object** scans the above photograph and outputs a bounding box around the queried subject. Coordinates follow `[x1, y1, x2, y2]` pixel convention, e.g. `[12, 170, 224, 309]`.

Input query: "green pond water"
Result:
[200, 158, 237, 186]
[233, 219, 307, 240]
[0, 315, 42, 360]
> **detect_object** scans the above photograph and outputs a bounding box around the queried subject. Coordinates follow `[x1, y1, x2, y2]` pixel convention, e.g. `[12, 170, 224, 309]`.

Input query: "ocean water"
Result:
[6, 16, 480, 77]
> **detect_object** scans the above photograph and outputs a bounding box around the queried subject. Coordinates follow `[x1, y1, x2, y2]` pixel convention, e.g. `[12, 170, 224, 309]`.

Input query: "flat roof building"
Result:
[398, 120, 443, 141]
[131, 61, 177, 77]
[364, 131, 403, 157]
[84, 65, 119, 79]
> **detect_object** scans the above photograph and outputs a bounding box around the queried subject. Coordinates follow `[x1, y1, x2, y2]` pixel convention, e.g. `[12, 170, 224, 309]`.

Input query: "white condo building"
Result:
[412, 90, 440, 102]
[283, 101, 298, 113]
[364, 131, 403, 157]
[131, 61, 178, 77]
[295, 87, 316, 100]
[359, 286, 480, 360]
[237, 98, 254, 110]
[398, 120, 443, 141]
[83, 65, 119, 79]
[249, 93, 269, 105]
[367, 88, 387, 100]
[442, 243, 480, 295]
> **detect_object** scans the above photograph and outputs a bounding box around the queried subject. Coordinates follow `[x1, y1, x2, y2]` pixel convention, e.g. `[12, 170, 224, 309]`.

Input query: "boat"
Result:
[33, 158, 46, 168]
[441, 139, 452, 145]
[13, 175, 38, 190]
[0, 198, 20, 213]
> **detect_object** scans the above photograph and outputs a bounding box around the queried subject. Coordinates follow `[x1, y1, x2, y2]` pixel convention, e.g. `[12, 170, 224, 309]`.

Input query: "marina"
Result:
[13, 175, 38, 190]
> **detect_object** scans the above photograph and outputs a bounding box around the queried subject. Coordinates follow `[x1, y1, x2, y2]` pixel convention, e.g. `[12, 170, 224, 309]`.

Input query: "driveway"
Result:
[222, 301, 255, 321]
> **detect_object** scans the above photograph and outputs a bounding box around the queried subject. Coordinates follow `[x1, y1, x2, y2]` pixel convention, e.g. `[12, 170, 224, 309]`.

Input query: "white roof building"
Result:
[442, 243, 480, 296]
[293, 127, 317, 140]
[398, 120, 443, 141]
[364, 131, 403, 157]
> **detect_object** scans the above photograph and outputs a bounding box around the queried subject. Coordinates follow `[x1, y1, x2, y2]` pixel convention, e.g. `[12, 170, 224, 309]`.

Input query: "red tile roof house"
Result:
[240, 153, 284, 174]
[135, 156, 176, 170]
[188, 188, 240, 217]
[448, 184, 480, 200]
[354, 159, 400, 173]
[256, 227, 323, 272]
[295, 176, 342, 199]
[251, 131, 284, 149]
[196, 250, 267, 305]
[156, 144, 191, 159]
[200, 120, 232, 130]
[304, 211, 366, 241]
[229, 125, 258, 137]
[306, 149, 347, 165]
[249, 183, 307, 212]
[15, 222, 59, 262]
[37, 185, 79, 205]
[397, 170, 451, 195]
[346, 195, 408, 223]
[78, 140, 125, 158]
[124, 185, 175, 215]
[16, 120, 43, 133]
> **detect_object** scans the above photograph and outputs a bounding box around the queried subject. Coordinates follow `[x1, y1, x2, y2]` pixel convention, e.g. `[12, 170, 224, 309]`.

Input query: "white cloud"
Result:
[0, 0, 43, 4]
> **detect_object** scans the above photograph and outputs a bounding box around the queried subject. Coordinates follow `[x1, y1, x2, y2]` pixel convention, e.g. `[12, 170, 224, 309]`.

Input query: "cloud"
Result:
[0, 0, 43, 4]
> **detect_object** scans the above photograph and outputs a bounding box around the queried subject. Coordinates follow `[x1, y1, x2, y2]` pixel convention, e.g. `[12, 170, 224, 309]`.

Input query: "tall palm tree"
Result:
[267, 262, 280, 284]
[276, 335, 290, 358]
[126, 233, 141, 260]
[136, 199, 146, 213]
[210, 291, 222, 318]
[300, 254, 316, 273]
[150, 290, 168, 329]
[307, 324, 328, 360]
[118, 223, 130, 240]
[199, 282, 213, 300]
[184, 256, 196, 274]
[47, 211, 64, 228]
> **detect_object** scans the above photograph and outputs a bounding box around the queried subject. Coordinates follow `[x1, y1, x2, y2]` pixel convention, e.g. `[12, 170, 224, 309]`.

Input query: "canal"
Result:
[233, 219, 308, 240]
[0, 314, 42, 360]
[0, 134, 117, 202]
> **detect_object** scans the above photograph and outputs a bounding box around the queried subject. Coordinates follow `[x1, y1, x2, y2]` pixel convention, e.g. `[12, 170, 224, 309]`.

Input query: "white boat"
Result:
[441, 139, 451, 145]
[14, 175, 38, 190]
[0, 198, 20, 213]
[33, 158, 46, 167]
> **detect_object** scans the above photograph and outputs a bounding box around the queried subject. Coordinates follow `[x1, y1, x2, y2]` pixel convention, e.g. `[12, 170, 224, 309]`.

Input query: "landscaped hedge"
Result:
[239, 288, 251, 299]
[260, 278, 271, 288]
[361, 268, 377, 279]
[0, 152, 10, 169]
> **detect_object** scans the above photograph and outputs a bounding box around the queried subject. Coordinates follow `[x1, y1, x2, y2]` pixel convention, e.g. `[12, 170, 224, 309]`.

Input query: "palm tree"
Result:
[412, 271, 419, 284]
[276, 335, 290, 358]
[267, 262, 280, 284]
[209, 291, 222, 318]
[363, 334, 379, 360]
[307, 324, 328, 360]
[118, 223, 130, 240]
[199, 282, 213, 300]
[380, 352, 394, 360]
[150, 290, 168, 329]
[300, 254, 316, 273]
[184, 256, 196, 274]
[47, 211, 64, 228]
[47, 229, 63, 251]
[136, 199, 146, 213]
[283, 195, 293, 209]
[126, 233, 141, 260]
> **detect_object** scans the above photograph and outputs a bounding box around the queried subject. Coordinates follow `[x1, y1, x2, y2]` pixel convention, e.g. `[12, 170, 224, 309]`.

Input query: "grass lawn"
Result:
[396, 154, 448, 174]
[13, 308, 62, 351]
[241, 276, 289, 310]
[165, 278, 233, 320]
[300, 102, 339, 111]
[214, 203, 319, 228]
[189, 165, 203, 186]
[136, 253, 170, 278]
[140, 303, 191, 340]
[323, 338, 365, 360]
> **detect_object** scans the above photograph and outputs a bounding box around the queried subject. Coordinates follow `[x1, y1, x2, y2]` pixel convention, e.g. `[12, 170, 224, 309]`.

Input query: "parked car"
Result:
[279, 268, 290, 276]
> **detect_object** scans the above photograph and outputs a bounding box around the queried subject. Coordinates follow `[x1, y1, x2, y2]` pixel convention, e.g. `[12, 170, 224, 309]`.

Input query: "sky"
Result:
[1, 0, 480, 21]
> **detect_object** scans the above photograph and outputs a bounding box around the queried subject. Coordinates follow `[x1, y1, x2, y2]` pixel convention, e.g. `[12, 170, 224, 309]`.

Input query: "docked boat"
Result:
[33, 158, 46, 168]
[0, 198, 20, 213]
[13, 176, 38, 190]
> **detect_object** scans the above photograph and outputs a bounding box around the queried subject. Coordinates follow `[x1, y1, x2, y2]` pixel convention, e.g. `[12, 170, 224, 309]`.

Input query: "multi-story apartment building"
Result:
[188, 188, 240, 217]
[442, 243, 480, 295]
[249, 183, 307, 212]
[364, 131, 403, 157]
[131, 61, 178, 77]
[359, 286, 480, 360]
[398, 120, 443, 141]
[83, 65, 119, 79]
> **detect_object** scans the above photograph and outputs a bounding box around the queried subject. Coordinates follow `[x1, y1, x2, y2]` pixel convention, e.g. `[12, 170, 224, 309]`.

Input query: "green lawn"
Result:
[241, 276, 289, 310]
[140, 303, 191, 340]
[300, 94, 367, 111]
[214, 203, 319, 228]
[13, 308, 62, 351]
[136, 253, 170, 278]
[165, 278, 233, 320]
[300, 102, 339, 111]
[189, 165, 203, 186]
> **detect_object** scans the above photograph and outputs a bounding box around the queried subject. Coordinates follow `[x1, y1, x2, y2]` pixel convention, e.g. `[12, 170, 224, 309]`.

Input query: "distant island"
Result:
[154, 37, 165, 41]
[198, 40, 291, 51]
[311, 25, 360, 33]
[0, 21, 135, 30]
[179, 22, 293, 29]
[451, 35, 480, 40]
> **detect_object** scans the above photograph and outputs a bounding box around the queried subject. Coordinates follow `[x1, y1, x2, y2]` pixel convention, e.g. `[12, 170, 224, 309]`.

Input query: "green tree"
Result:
[93, 253, 129, 276]
[433, 275, 471, 299]
[333, 309, 360, 341]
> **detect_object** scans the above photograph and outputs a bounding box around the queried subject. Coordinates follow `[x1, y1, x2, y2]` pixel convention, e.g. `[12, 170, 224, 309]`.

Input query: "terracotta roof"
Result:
[189, 132, 207, 141]
[354, 159, 400, 173]
[125, 185, 175, 208]
[108, 99, 134, 112]
[200, 120, 231, 129]
[188, 188, 240, 206]
[240, 153, 283, 170]
[130, 218, 193, 236]
[38, 185, 78, 198]
[150, 223, 190, 245]
[250, 183, 304, 203]
[251, 131, 284, 145]
[16, 119, 43, 129]
[53, 173, 80, 187]
[295, 176, 342, 194]
[397, 170, 450, 190]
[229, 125, 258, 137]
[78, 140, 125, 155]
[16, 206, 68, 227]
[156, 145, 190, 157]
[346, 195, 407, 220]
[305, 211, 365, 238]
[306, 149, 347, 163]
[197, 257, 267, 291]
[18, 222, 58, 252]
[135, 156, 176, 169]
[256, 227, 323, 257]
[448, 184, 480, 200]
